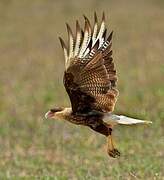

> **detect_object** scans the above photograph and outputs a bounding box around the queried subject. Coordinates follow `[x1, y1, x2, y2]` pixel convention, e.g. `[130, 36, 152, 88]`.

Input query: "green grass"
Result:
[0, 0, 163, 179]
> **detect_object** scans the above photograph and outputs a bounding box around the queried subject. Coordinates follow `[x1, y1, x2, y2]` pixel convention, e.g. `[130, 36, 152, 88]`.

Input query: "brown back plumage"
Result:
[59, 12, 118, 114]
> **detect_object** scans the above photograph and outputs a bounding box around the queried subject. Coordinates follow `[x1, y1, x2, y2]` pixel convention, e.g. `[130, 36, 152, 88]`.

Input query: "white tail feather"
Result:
[103, 114, 152, 125]
[116, 115, 152, 125]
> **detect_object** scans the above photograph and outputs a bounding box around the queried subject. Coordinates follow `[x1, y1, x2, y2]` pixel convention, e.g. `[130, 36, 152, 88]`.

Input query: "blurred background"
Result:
[0, 0, 163, 179]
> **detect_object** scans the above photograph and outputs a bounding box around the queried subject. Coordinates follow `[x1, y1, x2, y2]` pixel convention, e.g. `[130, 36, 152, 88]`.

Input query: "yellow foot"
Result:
[107, 148, 120, 158]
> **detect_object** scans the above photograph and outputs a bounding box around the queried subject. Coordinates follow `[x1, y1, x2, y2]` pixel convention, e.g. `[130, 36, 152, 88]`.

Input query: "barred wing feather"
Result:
[60, 13, 118, 113]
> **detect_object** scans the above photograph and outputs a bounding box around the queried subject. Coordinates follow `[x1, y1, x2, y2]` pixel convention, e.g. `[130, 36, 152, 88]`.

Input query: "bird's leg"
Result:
[106, 125, 120, 158]
[88, 121, 120, 158]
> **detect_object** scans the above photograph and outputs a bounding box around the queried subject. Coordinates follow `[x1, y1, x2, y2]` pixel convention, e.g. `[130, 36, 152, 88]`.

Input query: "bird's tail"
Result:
[103, 114, 152, 125]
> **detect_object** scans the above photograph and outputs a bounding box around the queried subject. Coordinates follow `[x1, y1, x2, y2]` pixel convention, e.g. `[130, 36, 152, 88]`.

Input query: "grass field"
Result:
[0, 0, 164, 179]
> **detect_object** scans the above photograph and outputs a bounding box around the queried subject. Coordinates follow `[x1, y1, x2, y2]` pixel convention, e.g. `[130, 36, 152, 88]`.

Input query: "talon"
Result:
[108, 149, 120, 158]
[108, 149, 116, 158]
[113, 148, 121, 156]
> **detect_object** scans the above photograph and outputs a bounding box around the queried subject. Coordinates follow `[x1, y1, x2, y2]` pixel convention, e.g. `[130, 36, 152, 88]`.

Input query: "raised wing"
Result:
[59, 12, 118, 114]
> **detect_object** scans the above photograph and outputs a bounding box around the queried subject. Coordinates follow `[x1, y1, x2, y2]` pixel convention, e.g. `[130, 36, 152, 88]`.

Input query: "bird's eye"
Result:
[50, 109, 56, 113]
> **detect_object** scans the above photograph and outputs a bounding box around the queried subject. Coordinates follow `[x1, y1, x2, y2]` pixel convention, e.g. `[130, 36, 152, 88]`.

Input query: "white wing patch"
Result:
[59, 12, 112, 69]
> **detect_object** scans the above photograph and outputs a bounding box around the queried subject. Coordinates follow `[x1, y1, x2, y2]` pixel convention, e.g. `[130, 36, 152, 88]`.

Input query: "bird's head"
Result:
[45, 107, 64, 119]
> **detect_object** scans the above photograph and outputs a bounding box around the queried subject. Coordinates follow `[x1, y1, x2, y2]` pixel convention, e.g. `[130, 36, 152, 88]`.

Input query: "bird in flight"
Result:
[45, 12, 152, 158]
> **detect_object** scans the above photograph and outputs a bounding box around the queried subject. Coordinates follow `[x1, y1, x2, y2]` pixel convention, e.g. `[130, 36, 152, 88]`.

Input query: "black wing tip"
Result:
[94, 11, 98, 23]
[107, 30, 114, 42]
[83, 15, 91, 33]
[103, 28, 107, 39]
[83, 14, 87, 20]
[102, 11, 105, 21]
[81, 29, 84, 37]
[76, 20, 81, 33]
[66, 23, 73, 35]
[94, 11, 105, 22]
[65, 23, 70, 30]
[65, 22, 69, 28]
[76, 20, 80, 26]
[59, 37, 65, 48]
[83, 14, 90, 23]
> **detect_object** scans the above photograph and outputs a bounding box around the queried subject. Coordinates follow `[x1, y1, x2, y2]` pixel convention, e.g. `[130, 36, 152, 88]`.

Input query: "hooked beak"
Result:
[45, 111, 54, 119]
